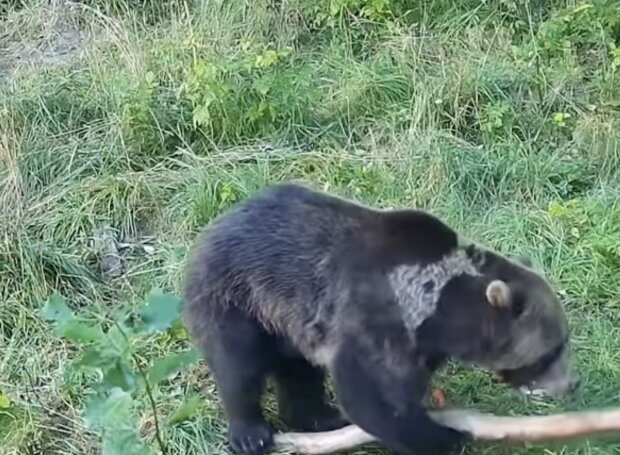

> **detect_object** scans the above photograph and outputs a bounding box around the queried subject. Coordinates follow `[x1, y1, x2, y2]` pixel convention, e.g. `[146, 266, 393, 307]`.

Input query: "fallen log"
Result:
[273, 407, 620, 454]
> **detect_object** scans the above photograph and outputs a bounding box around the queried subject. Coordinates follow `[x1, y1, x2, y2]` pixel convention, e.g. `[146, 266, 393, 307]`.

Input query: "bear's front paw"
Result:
[228, 420, 274, 455]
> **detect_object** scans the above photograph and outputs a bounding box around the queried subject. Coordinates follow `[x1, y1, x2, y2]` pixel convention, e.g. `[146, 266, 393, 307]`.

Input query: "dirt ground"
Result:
[0, 2, 91, 81]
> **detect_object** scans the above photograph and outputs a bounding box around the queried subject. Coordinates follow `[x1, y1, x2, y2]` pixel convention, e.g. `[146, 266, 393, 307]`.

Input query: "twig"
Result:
[114, 322, 167, 454]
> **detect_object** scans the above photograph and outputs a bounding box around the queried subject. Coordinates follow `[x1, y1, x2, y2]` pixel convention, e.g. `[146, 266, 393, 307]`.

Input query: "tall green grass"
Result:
[1, 0, 619, 453]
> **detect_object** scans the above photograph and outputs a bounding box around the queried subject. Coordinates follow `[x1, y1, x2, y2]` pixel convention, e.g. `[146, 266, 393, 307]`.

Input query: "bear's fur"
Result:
[183, 182, 577, 455]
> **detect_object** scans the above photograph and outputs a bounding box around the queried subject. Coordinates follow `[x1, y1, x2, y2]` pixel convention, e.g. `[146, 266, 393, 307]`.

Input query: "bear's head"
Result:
[480, 272, 577, 397]
[417, 245, 579, 398]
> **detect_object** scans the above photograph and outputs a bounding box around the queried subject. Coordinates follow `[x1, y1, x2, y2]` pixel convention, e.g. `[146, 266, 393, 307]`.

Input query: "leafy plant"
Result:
[180, 42, 313, 142]
[40, 290, 200, 455]
[521, 1, 620, 61]
[294, 0, 399, 32]
[479, 100, 512, 137]
[552, 112, 572, 128]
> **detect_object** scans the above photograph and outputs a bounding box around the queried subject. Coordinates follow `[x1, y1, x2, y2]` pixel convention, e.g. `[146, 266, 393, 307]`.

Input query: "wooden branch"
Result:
[273, 407, 620, 454]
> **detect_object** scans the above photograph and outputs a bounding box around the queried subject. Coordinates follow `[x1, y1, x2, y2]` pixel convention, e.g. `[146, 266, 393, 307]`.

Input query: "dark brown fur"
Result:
[183, 182, 576, 455]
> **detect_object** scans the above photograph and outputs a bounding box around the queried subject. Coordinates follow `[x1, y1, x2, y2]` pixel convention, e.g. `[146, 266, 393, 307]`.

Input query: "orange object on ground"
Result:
[431, 388, 447, 407]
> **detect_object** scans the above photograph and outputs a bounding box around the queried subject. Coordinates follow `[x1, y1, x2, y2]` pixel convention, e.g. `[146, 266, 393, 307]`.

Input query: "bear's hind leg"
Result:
[272, 352, 349, 432]
[201, 306, 275, 455]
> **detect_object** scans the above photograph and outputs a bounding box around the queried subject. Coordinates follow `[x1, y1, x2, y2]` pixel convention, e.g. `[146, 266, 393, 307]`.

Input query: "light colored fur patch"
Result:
[311, 341, 340, 367]
[388, 249, 481, 334]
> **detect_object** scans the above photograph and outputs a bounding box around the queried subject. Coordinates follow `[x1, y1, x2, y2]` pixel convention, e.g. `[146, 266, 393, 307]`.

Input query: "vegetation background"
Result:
[1, 0, 620, 454]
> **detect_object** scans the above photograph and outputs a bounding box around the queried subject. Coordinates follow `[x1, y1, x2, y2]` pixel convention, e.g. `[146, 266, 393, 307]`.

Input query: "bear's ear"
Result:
[485, 280, 511, 308]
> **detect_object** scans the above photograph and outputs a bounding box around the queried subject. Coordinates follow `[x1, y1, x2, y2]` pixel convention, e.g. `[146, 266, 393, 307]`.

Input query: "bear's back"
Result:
[183, 183, 378, 338]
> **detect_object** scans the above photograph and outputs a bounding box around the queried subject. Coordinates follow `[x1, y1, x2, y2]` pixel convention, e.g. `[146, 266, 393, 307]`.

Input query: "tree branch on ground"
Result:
[273, 407, 620, 454]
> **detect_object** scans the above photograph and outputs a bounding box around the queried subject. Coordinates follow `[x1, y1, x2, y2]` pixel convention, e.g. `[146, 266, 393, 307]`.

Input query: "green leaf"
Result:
[0, 393, 11, 409]
[168, 319, 189, 341]
[253, 76, 271, 96]
[102, 430, 149, 455]
[74, 345, 117, 371]
[168, 393, 202, 424]
[105, 324, 132, 356]
[83, 389, 149, 455]
[102, 360, 138, 392]
[58, 320, 105, 344]
[138, 289, 183, 333]
[83, 388, 133, 430]
[41, 294, 74, 325]
[41, 295, 106, 346]
[192, 103, 211, 127]
[146, 348, 201, 385]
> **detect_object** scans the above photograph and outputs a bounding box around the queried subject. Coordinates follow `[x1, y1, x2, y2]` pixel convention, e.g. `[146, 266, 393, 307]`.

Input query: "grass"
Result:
[1, 0, 620, 453]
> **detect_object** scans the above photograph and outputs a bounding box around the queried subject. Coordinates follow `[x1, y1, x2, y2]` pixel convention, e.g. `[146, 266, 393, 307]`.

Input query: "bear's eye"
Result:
[511, 295, 526, 317]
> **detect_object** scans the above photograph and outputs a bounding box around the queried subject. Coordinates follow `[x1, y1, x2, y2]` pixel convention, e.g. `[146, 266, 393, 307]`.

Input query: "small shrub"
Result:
[40, 291, 200, 455]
